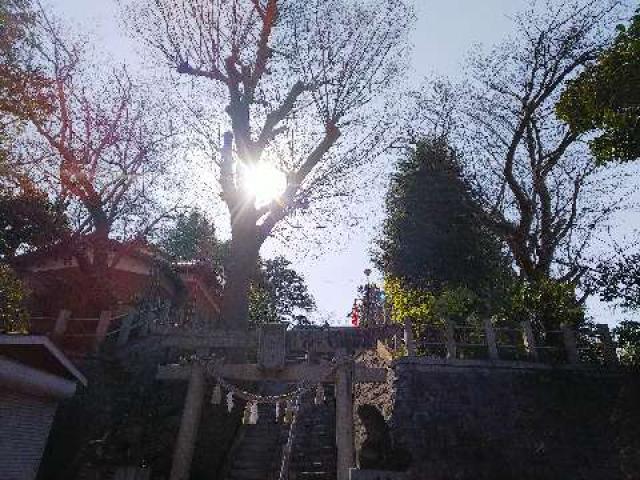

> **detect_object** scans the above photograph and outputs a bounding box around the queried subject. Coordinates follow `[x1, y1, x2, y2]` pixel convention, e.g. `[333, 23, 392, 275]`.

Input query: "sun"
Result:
[240, 161, 287, 208]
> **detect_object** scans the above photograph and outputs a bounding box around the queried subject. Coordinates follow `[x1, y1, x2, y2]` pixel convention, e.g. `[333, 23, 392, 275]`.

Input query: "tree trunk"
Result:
[220, 222, 261, 330]
[72, 228, 115, 316]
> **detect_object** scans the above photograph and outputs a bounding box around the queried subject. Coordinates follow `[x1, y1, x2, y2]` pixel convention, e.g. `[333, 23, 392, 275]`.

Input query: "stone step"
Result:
[238, 437, 279, 445]
[291, 462, 336, 471]
[293, 463, 336, 468]
[235, 446, 280, 457]
[228, 468, 272, 480]
[235, 444, 274, 450]
[242, 435, 282, 442]
[292, 462, 335, 468]
[244, 424, 283, 432]
[242, 436, 282, 443]
[296, 433, 332, 439]
[293, 459, 335, 464]
[292, 446, 335, 454]
[294, 472, 335, 480]
[292, 454, 336, 461]
[296, 433, 333, 438]
[232, 459, 279, 470]
[292, 452, 335, 460]
[229, 453, 281, 467]
[295, 437, 333, 443]
[226, 392, 337, 480]
[244, 426, 282, 433]
[243, 429, 284, 437]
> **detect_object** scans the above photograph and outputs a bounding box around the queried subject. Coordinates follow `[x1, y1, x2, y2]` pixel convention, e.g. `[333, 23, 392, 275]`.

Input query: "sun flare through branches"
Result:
[240, 162, 287, 208]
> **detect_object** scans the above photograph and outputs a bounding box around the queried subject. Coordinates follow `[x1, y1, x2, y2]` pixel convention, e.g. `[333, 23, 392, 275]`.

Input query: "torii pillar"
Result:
[335, 349, 355, 480]
[169, 363, 205, 480]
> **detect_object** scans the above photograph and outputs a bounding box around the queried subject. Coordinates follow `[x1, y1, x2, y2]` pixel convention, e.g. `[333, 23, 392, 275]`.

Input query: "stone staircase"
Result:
[289, 392, 337, 480]
[224, 389, 337, 480]
[225, 403, 287, 480]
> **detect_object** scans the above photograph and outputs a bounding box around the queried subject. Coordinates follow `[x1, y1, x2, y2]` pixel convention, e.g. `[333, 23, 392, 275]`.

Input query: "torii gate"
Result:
[157, 324, 392, 480]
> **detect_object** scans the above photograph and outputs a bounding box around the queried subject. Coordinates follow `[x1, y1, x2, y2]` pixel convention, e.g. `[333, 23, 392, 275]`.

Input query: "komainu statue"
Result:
[357, 404, 411, 471]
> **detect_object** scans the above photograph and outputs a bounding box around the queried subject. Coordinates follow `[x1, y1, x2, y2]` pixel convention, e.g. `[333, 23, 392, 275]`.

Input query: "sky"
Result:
[51, 0, 638, 327]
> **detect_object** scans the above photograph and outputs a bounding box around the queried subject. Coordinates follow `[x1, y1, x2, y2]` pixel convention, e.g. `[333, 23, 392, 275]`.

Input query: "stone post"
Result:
[403, 318, 416, 357]
[521, 320, 538, 361]
[140, 310, 151, 337]
[53, 310, 71, 339]
[170, 363, 205, 480]
[95, 310, 112, 350]
[596, 324, 618, 367]
[483, 319, 499, 360]
[561, 324, 579, 365]
[117, 313, 134, 347]
[335, 350, 354, 480]
[445, 320, 457, 360]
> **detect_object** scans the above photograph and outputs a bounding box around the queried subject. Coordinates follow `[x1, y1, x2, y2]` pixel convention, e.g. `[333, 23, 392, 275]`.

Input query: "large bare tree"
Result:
[415, 0, 630, 290]
[11, 5, 177, 310]
[126, 0, 413, 328]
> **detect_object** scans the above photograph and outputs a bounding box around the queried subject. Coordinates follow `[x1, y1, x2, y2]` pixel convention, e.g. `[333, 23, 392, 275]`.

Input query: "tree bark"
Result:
[71, 228, 115, 316]
[221, 221, 261, 330]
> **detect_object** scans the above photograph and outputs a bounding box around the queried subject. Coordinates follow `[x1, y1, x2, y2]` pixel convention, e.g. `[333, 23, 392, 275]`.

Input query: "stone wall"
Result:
[388, 358, 640, 480]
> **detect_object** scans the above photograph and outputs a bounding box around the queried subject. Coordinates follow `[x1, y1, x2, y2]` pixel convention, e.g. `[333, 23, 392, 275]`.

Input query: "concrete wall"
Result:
[0, 388, 57, 480]
[387, 359, 640, 480]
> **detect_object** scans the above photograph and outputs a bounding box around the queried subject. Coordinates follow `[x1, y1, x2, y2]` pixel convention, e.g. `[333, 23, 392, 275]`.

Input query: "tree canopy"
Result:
[157, 211, 315, 325]
[594, 251, 640, 311]
[557, 9, 640, 163]
[375, 137, 512, 302]
[614, 320, 640, 366]
[0, 0, 53, 167]
[0, 0, 636, 335]
[0, 263, 29, 333]
[249, 256, 316, 325]
[0, 3, 180, 312]
[374, 137, 517, 335]
[160, 210, 226, 269]
[0, 186, 67, 259]
[412, 1, 629, 292]
[126, 0, 414, 328]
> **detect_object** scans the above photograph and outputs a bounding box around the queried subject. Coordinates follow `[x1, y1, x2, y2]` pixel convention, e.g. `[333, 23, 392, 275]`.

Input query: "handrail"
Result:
[278, 394, 302, 480]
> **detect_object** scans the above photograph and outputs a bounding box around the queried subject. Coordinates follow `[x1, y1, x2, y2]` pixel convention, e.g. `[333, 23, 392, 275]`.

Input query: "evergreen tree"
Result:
[375, 137, 512, 310]
[160, 210, 226, 269]
[249, 256, 316, 326]
[0, 187, 68, 259]
[0, 264, 29, 333]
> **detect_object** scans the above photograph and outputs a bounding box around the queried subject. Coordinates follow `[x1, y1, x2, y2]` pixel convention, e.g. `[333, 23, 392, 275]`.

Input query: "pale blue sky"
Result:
[51, 0, 637, 327]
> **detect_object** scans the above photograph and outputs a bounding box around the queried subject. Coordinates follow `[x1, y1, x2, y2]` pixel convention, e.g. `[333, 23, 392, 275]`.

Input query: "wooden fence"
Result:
[399, 318, 618, 367]
[24, 309, 620, 367]
[29, 310, 129, 355]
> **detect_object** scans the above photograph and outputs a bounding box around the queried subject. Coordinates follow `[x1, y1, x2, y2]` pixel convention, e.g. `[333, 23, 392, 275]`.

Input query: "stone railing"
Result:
[398, 318, 618, 367]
